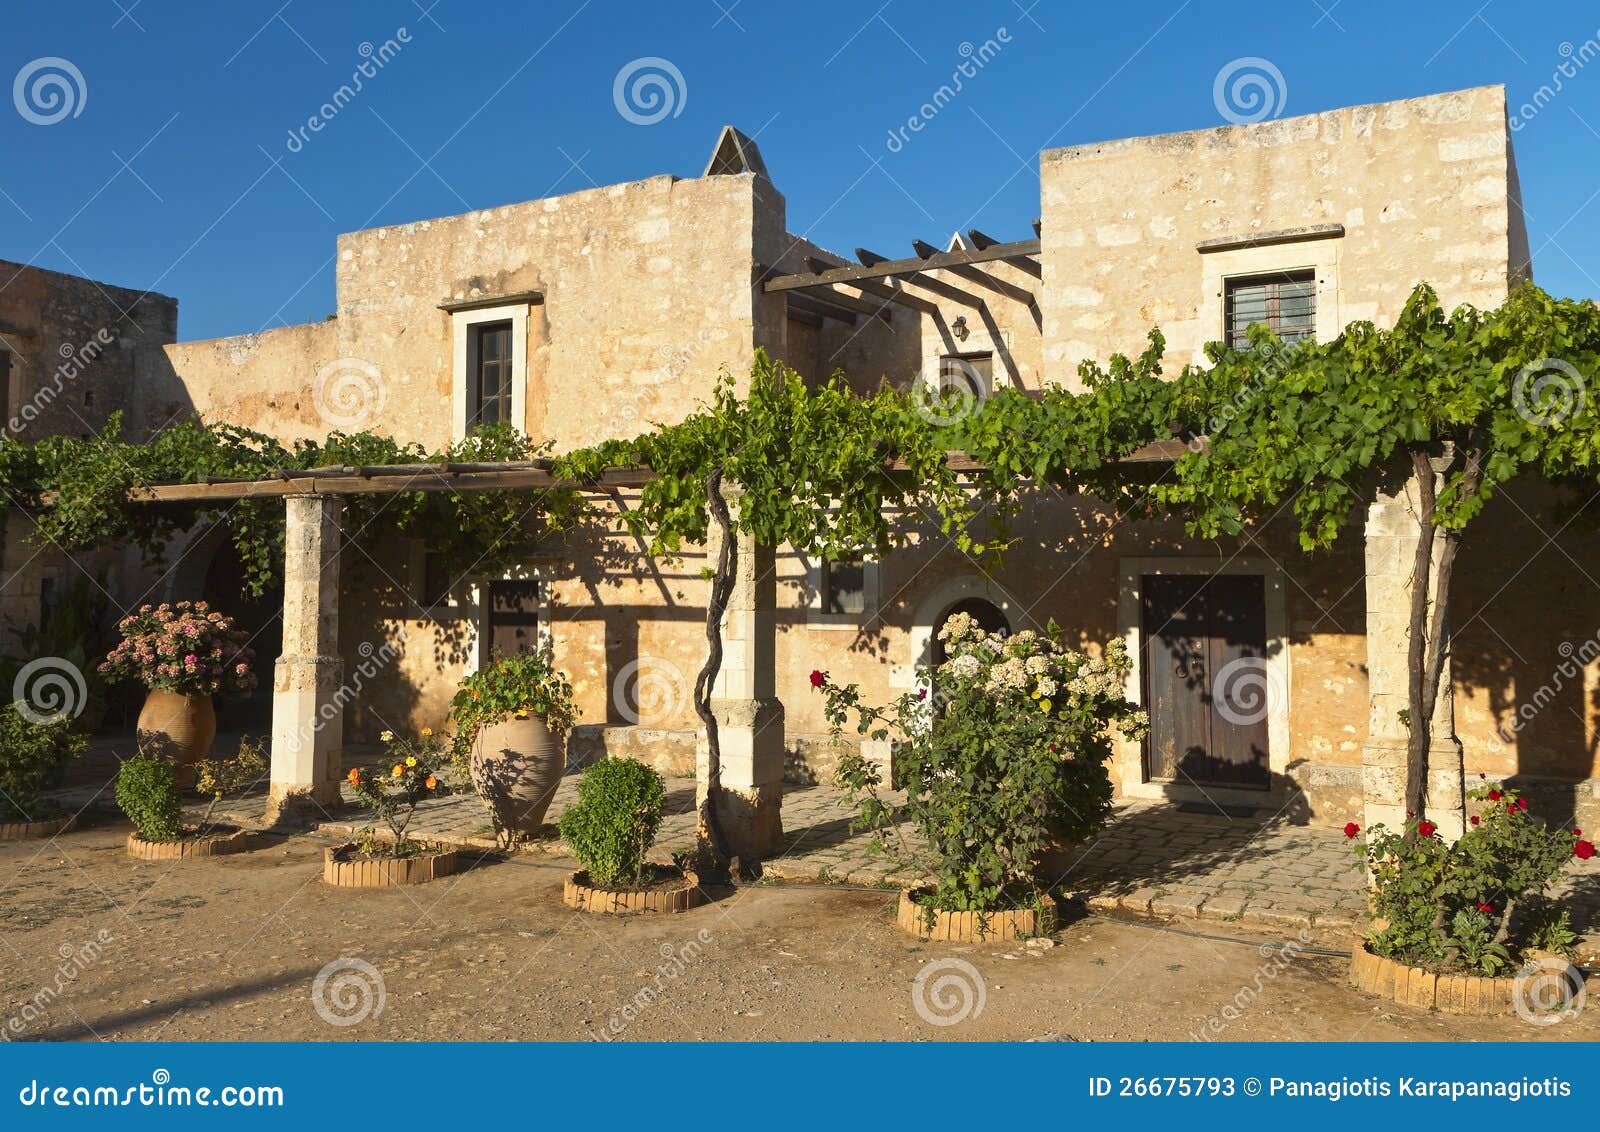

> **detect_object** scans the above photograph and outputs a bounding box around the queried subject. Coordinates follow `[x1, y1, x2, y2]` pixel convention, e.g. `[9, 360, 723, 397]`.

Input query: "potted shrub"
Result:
[327, 729, 455, 887]
[1347, 781, 1593, 1017]
[816, 613, 1147, 941]
[117, 740, 269, 859]
[98, 602, 256, 778]
[0, 703, 88, 840]
[558, 757, 701, 913]
[450, 649, 576, 845]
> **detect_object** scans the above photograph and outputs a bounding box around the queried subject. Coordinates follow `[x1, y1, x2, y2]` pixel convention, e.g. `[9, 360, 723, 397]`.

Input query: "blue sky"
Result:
[3, 0, 1598, 341]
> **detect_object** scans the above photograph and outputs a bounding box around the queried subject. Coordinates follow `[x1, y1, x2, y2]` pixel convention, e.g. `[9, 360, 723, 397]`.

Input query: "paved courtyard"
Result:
[49, 741, 1600, 946]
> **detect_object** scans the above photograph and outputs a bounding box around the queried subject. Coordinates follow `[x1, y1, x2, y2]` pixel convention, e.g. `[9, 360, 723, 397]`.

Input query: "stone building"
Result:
[6, 84, 1596, 853]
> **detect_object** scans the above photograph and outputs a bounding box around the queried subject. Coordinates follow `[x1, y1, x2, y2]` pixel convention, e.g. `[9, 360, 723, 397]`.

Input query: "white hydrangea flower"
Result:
[949, 653, 981, 679]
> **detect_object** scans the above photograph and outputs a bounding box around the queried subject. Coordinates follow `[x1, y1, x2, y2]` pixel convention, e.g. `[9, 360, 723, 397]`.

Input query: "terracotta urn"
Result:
[471, 714, 566, 836]
[136, 690, 217, 774]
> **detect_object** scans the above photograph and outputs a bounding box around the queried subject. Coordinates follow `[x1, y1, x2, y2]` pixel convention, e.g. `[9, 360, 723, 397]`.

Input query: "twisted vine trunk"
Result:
[1403, 437, 1483, 824]
[692, 466, 734, 866]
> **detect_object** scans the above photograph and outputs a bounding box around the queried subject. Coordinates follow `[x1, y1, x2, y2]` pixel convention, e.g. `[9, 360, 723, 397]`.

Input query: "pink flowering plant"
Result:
[99, 601, 257, 698]
[1351, 781, 1588, 976]
[814, 613, 1147, 917]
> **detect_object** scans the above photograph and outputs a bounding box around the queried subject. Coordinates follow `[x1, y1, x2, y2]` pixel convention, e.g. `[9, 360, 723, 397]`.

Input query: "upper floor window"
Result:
[1225, 271, 1315, 350]
[469, 321, 513, 428]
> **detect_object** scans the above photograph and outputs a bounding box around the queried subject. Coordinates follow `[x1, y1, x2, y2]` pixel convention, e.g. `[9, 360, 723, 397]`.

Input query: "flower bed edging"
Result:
[1349, 944, 1593, 1015]
[0, 814, 76, 841]
[323, 843, 459, 888]
[563, 869, 704, 914]
[126, 827, 264, 860]
[895, 888, 1053, 942]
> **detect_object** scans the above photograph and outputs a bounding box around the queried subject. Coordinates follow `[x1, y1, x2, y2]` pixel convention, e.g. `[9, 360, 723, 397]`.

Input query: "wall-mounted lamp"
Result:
[951, 315, 970, 342]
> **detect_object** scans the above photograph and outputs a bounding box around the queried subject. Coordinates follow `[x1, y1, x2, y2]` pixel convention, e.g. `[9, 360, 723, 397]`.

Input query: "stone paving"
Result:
[50, 744, 1600, 941]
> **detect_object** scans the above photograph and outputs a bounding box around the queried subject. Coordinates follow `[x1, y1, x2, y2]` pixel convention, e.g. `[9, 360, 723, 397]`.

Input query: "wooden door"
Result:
[1140, 573, 1270, 790]
[485, 581, 541, 658]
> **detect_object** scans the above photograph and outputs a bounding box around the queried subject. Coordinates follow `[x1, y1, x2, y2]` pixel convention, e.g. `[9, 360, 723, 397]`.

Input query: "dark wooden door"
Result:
[1141, 573, 1270, 790]
[485, 581, 541, 658]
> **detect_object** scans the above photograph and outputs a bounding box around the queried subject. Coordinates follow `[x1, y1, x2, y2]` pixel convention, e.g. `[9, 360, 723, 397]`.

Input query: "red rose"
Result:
[1576, 840, 1596, 860]
[1417, 820, 1437, 838]
[1477, 901, 1495, 914]
[1343, 822, 1360, 839]
[1470, 815, 1480, 826]
[1487, 790, 1502, 801]
[1479, 772, 1487, 779]
[809, 670, 826, 688]
[1517, 797, 1528, 811]
[1507, 802, 1518, 814]
[1574, 829, 1582, 837]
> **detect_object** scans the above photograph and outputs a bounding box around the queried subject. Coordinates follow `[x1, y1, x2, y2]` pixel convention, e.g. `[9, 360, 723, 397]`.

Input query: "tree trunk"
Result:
[692, 466, 735, 865]
[1404, 447, 1437, 820]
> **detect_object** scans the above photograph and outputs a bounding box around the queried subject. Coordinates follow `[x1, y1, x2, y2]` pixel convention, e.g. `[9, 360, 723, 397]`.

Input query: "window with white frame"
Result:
[450, 302, 530, 441]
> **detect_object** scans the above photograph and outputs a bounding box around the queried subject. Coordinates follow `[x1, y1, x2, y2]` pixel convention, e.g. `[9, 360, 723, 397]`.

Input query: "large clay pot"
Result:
[136, 690, 217, 772]
[471, 714, 566, 836]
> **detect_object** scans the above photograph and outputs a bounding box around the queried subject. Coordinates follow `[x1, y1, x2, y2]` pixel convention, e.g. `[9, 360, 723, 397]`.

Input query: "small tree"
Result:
[558, 757, 667, 887]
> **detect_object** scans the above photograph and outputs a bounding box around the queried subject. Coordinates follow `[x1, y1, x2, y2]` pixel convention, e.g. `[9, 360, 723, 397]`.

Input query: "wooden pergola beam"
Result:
[765, 236, 1042, 294]
[806, 257, 939, 316]
[907, 241, 1036, 307]
[785, 291, 860, 326]
[853, 248, 986, 311]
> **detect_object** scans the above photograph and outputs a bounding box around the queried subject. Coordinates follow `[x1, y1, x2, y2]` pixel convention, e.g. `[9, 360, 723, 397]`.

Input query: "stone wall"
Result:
[1039, 84, 1527, 383]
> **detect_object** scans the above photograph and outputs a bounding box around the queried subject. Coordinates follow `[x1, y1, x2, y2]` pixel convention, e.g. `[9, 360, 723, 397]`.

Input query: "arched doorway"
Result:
[202, 541, 282, 732]
[931, 597, 1010, 666]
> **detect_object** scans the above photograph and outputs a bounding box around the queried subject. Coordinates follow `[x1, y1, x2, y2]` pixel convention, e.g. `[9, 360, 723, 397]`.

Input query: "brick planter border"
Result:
[0, 814, 75, 841]
[563, 869, 704, 914]
[322, 843, 460, 888]
[895, 888, 1052, 942]
[127, 827, 264, 860]
[1349, 944, 1593, 1015]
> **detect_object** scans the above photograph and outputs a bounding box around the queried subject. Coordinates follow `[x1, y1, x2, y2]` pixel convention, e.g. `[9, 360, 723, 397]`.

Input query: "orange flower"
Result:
[425, 776, 437, 790]
[347, 768, 361, 785]
[391, 764, 404, 778]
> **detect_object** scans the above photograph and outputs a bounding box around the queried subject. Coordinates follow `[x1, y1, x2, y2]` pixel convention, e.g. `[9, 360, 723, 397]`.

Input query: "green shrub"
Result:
[557, 758, 666, 887]
[0, 702, 88, 822]
[115, 752, 183, 841]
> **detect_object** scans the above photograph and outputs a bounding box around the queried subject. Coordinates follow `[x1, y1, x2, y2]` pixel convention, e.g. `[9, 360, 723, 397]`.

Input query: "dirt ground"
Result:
[1, 817, 1594, 1043]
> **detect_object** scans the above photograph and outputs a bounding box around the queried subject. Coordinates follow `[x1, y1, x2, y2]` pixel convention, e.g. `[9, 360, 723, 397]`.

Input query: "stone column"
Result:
[266, 495, 345, 826]
[696, 492, 785, 858]
[1361, 471, 1465, 840]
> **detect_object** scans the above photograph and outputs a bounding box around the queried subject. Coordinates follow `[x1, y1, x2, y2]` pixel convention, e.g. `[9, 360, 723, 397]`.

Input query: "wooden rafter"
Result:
[764, 236, 1042, 294]
[854, 248, 986, 311]
[909, 240, 1036, 307]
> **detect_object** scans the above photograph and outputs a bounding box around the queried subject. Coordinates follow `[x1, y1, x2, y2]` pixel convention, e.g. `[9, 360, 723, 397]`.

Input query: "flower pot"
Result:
[895, 888, 1056, 942]
[136, 690, 217, 775]
[0, 814, 76, 841]
[470, 714, 566, 837]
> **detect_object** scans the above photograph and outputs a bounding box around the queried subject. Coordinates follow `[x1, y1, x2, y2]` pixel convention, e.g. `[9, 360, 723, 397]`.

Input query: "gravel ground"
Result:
[1, 817, 1594, 1043]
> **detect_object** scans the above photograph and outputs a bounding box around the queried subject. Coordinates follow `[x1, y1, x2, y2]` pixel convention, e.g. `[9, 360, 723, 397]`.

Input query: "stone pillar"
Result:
[266, 495, 345, 826]
[1361, 471, 1465, 840]
[696, 494, 785, 858]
